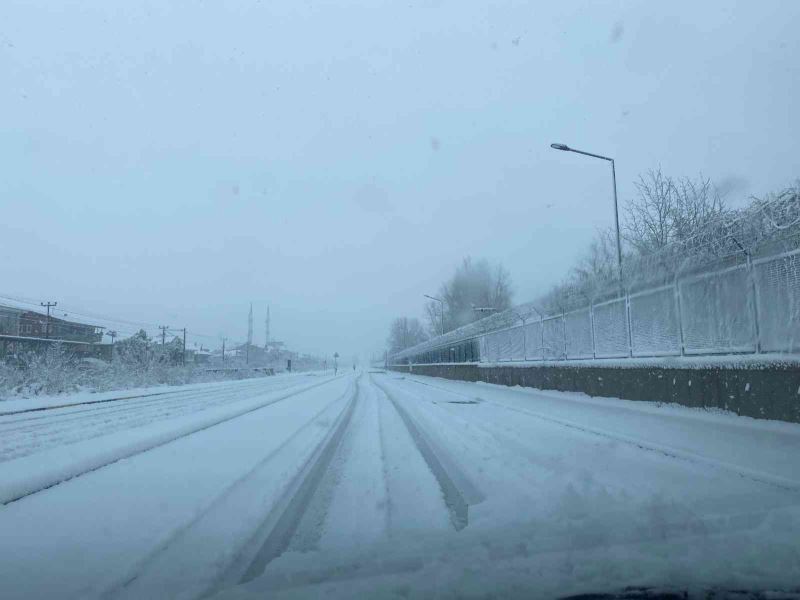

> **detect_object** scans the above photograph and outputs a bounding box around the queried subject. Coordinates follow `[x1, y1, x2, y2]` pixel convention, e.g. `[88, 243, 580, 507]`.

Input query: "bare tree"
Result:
[624, 168, 728, 254]
[387, 317, 428, 355]
[672, 175, 727, 243]
[424, 300, 442, 337]
[427, 257, 514, 334]
[537, 169, 738, 311]
[624, 168, 678, 253]
[571, 227, 618, 295]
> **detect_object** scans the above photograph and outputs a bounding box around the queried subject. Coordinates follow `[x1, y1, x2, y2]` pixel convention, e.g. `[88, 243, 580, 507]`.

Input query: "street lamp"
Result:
[423, 294, 445, 337]
[550, 142, 623, 283]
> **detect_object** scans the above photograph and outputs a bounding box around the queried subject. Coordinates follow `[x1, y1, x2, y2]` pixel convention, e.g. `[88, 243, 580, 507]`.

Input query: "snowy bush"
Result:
[0, 339, 271, 401]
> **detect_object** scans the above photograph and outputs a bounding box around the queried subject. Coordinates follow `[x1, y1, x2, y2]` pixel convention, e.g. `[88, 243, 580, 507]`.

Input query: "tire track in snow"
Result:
[0, 378, 285, 431]
[0, 376, 290, 418]
[232, 376, 361, 584]
[374, 378, 395, 535]
[400, 375, 800, 494]
[210, 374, 454, 597]
[0, 379, 305, 462]
[287, 374, 389, 554]
[0, 380, 301, 455]
[372, 375, 482, 531]
[109, 373, 463, 599]
[0, 375, 346, 505]
[99, 378, 357, 600]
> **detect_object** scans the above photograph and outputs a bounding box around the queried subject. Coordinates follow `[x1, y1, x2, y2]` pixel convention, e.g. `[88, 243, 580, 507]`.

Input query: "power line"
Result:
[0, 292, 233, 345]
[0, 293, 159, 329]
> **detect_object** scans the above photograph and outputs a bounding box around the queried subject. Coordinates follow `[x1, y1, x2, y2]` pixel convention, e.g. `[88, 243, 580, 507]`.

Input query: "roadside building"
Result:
[0, 305, 25, 336]
[0, 304, 109, 361]
[16, 310, 103, 342]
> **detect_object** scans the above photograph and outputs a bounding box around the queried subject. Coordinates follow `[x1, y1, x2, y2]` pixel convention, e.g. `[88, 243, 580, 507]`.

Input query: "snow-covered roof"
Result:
[0, 304, 26, 316]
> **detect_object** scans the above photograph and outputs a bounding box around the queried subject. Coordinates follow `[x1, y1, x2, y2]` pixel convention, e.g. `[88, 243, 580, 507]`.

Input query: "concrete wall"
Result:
[389, 362, 800, 424]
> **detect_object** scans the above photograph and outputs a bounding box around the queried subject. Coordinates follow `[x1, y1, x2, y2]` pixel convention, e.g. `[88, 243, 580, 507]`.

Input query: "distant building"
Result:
[0, 305, 25, 336]
[184, 347, 212, 365]
[194, 349, 212, 364]
[18, 310, 103, 343]
[0, 303, 108, 361]
[0, 304, 102, 342]
[265, 340, 285, 353]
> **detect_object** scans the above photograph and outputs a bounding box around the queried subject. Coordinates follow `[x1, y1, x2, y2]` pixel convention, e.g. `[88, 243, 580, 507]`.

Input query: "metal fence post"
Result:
[747, 254, 762, 353]
[674, 277, 686, 356]
[521, 321, 527, 361]
[625, 292, 634, 357]
[540, 315, 545, 361]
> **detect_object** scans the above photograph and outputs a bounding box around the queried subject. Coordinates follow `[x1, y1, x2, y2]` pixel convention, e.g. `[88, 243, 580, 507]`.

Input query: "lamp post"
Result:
[550, 143, 623, 283]
[423, 294, 445, 336]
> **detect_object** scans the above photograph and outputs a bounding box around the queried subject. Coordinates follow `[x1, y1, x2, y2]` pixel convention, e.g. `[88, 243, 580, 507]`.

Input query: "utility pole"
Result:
[106, 330, 117, 362]
[182, 328, 187, 366]
[221, 337, 227, 366]
[40, 301, 57, 339]
[159, 325, 169, 345]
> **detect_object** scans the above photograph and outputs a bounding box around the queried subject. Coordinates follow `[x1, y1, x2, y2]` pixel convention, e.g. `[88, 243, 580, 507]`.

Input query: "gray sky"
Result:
[1, 0, 798, 360]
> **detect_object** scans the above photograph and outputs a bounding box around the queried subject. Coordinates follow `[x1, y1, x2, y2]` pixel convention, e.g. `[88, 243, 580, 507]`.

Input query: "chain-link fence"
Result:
[392, 247, 800, 365]
[754, 249, 800, 352]
[592, 298, 628, 358]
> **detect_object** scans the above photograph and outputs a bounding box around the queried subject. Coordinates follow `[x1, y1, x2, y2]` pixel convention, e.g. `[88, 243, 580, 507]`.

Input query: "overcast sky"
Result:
[1, 0, 798, 360]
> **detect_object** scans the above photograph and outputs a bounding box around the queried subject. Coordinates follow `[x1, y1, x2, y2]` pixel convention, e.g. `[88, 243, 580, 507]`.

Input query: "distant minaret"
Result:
[247, 303, 253, 347]
[264, 306, 270, 348]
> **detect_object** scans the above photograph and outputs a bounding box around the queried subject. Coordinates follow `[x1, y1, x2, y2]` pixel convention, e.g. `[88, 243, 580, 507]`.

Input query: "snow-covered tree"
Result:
[425, 257, 513, 335]
[624, 168, 728, 254]
[387, 317, 428, 355]
[537, 175, 798, 313]
[114, 329, 152, 366]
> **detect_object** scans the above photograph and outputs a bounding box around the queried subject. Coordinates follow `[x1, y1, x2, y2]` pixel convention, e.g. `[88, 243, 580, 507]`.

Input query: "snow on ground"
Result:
[0, 370, 323, 414]
[0, 373, 341, 504]
[1, 372, 799, 599]
[0, 373, 324, 463]
[1, 375, 354, 599]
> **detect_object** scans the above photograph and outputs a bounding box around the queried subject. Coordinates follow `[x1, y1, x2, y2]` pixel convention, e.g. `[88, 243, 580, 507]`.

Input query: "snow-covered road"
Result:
[1, 372, 799, 599]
